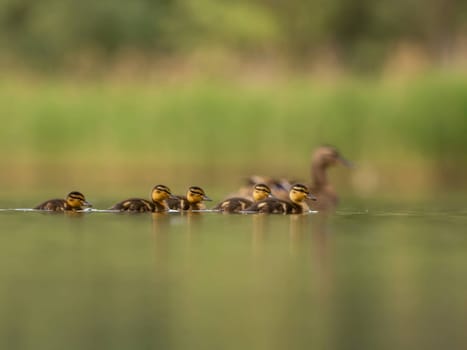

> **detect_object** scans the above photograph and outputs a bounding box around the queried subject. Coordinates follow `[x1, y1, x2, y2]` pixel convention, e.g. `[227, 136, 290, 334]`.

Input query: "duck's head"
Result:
[151, 184, 175, 203]
[289, 184, 316, 203]
[66, 191, 92, 209]
[252, 183, 272, 201]
[313, 145, 352, 168]
[187, 186, 211, 204]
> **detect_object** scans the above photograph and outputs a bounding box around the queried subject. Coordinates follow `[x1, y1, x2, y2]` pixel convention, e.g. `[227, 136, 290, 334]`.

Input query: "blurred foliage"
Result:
[0, 0, 466, 70]
[0, 74, 466, 196]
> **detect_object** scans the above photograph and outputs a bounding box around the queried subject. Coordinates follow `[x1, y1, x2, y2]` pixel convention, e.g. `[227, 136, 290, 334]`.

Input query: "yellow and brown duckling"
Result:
[109, 184, 175, 213]
[167, 186, 212, 211]
[213, 183, 272, 213]
[245, 184, 316, 214]
[34, 191, 92, 212]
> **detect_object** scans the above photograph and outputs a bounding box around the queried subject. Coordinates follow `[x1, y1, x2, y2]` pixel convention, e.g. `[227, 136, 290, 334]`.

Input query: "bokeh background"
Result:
[1, 0, 467, 205]
[2, 3, 467, 350]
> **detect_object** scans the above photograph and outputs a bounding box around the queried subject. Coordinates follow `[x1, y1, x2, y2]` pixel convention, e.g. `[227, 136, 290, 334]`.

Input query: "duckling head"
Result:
[151, 184, 175, 203]
[66, 191, 92, 209]
[313, 145, 352, 169]
[187, 186, 212, 204]
[289, 184, 316, 203]
[252, 183, 272, 201]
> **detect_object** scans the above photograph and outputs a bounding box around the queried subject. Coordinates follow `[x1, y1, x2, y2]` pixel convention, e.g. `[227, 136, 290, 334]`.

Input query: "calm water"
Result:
[1, 206, 467, 350]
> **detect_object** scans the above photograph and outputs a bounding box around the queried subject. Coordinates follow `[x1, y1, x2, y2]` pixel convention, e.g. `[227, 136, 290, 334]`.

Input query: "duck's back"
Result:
[246, 198, 303, 214]
[214, 197, 253, 212]
[110, 198, 155, 212]
[34, 199, 67, 211]
[167, 196, 205, 210]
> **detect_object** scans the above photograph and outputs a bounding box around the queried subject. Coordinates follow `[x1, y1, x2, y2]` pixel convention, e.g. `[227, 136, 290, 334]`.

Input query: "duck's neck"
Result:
[299, 200, 310, 212]
[311, 160, 328, 189]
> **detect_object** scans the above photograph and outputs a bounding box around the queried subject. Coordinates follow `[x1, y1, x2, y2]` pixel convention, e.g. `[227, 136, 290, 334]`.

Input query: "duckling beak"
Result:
[169, 193, 178, 199]
[82, 201, 93, 208]
[307, 193, 317, 201]
[338, 156, 354, 168]
[203, 195, 212, 201]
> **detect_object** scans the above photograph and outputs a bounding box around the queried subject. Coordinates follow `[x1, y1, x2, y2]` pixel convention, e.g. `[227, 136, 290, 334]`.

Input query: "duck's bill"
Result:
[82, 201, 93, 207]
[307, 193, 317, 201]
[338, 156, 354, 168]
[169, 194, 178, 199]
[203, 195, 212, 201]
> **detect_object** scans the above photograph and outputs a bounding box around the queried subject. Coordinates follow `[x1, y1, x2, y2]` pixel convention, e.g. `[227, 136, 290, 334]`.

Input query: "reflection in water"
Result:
[1, 210, 467, 350]
[182, 212, 204, 252]
[251, 214, 267, 257]
[311, 213, 333, 298]
[149, 212, 172, 349]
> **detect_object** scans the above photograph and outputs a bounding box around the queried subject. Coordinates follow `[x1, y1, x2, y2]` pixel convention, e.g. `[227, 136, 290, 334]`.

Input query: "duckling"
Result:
[213, 183, 272, 213]
[167, 186, 212, 211]
[109, 184, 175, 212]
[34, 191, 92, 212]
[246, 184, 316, 214]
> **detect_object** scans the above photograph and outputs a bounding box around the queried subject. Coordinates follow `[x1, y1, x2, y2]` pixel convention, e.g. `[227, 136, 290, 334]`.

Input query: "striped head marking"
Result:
[187, 186, 212, 203]
[289, 184, 316, 203]
[253, 183, 272, 202]
[151, 184, 174, 202]
[66, 191, 92, 209]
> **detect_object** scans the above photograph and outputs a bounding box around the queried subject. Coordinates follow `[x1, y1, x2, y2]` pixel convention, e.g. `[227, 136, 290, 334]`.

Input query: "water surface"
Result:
[0, 207, 466, 350]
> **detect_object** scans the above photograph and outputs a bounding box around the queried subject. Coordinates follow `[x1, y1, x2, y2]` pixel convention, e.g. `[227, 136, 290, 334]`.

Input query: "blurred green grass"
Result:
[1, 72, 467, 198]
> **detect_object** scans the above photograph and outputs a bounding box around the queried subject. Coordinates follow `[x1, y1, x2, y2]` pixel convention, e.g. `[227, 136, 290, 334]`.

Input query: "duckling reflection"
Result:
[288, 214, 311, 254]
[251, 214, 268, 257]
[167, 186, 212, 211]
[151, 212, 172, 231]
[151, 212, 172, 264]
[310, 213, 333, 300]
[34, 191, 92, 212]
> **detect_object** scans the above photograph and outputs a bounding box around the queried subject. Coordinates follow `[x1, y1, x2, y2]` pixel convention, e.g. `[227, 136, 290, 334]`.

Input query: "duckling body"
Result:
[246, 184, 315, 214]
[34, 191, 92, 212]
[110, 198, 157, 212]
[214, 183, 272, 213]
[167, 186, 211, 211]
[247, 198, 301, 214]
[110, 185, 174, 213]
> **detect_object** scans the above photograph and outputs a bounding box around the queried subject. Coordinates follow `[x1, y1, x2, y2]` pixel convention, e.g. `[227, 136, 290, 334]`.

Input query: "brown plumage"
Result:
[167, 186, 212, 211]
[110, 185, 174, 213]
[240, 146, 351, 212]
[246, 184, 316, 214]
[213, 183, 272, 213]
[34, 191, 92, 212]
[309, 145, 352, 211]
[235, 176, 291, 200]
